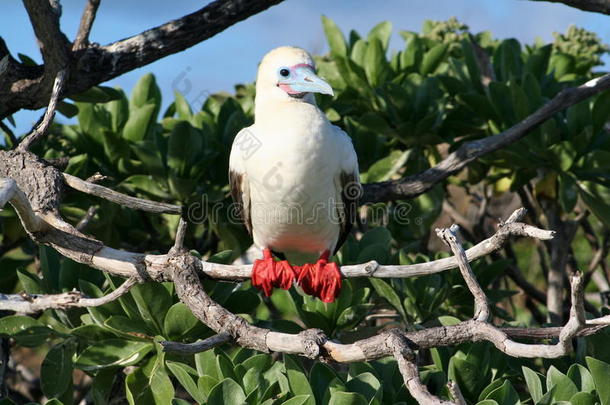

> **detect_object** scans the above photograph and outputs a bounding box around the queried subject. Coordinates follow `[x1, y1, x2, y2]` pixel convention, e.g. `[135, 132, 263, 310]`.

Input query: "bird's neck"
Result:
[254, 95, 321, 126]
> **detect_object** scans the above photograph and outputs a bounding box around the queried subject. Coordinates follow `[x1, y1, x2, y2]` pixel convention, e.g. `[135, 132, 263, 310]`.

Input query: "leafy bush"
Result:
[1, 16, 610, 405]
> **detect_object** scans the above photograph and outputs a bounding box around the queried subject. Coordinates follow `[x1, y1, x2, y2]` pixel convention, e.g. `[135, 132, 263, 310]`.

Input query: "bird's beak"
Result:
[286, 65, 334, 96]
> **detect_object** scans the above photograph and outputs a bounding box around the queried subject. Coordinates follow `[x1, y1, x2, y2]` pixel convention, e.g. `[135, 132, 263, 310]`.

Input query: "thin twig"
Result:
[63, 173, 182, 215]
[160, 333, 231, 354]
[389, 332, 456, 405]
[17, 69, 67, 151]
[173, 217, 188, 251]
[436, 224, 490, 321]
[0, 277, 138, 313]
[76, 206, 98, 231]
[447, 381, 467, 405]
[73, 0, 101, 51]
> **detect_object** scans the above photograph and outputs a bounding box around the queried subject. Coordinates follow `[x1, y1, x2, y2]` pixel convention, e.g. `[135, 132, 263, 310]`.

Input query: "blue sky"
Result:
[2, 0, 609, 134]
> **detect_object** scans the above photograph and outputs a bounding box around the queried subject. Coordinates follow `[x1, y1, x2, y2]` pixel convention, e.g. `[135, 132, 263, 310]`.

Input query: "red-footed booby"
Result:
[229, 46, 360, 303]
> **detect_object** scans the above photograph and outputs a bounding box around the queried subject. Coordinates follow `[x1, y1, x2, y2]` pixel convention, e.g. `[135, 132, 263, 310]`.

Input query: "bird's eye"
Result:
[279, 68, 290, 77]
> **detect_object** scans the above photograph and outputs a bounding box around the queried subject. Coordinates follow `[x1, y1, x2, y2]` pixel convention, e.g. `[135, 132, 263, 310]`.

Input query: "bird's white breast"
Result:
[244, 103, 343, 256]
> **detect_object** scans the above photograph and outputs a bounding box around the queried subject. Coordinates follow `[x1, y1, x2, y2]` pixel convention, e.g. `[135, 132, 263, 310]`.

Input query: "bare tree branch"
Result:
[160, 333, 231, 354]
[362, 74, 610, 203]
[437, 224, 490, 321]
[63, 173, 182, 215]
[1, 0, 286, 117]
[21, 0, 70, 72]
[389, 331, 457, 405]
[76, 205, 98, 231]
[16, 69, 67, 152]
[527, 0, 610, 14]
[0, 277, 138, 313]
[73, 0, 101, 51]
[0, 175, 555, 283]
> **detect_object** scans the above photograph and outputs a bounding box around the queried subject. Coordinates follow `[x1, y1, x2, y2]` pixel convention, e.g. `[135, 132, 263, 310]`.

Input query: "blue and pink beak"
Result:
[277, 64, 334, 97]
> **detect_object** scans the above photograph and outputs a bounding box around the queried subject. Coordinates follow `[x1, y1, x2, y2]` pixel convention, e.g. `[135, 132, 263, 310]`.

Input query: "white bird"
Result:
[229, 46, 360, 303]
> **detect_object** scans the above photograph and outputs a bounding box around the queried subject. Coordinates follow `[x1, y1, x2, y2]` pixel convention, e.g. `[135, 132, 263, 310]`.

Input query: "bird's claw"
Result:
[251, 249, 295, 297]
[296, 258, 342, 303]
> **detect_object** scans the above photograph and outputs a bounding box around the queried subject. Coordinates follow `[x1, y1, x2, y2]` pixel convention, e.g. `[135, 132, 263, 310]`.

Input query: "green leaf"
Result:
[282, 396, 313, 405]
[0, 316, 54, 347]
[207, 378, 246, 405]
[91, 368, 116, 405]
[570, 392, 597, 405]
[40, 245, 60, 292]
[198, 375, 219, 399]
[364, 150, 410, 183]
[167, 121, 202, 177]
[345, 372, 381, 403]
[75, 339, 153, 371]
[420, 43, 448, 75]
[130, 282, 172, 334]
[16, 268, 43, 294]
[285, 355, 315, 405]
[367, 21, 393, 51]
[546, 366, 578, 401]
[592, 90, 610, 133]
[485, 380, 519, 405]
[163, 302, 199, 339]
[567, 363, 595, 393]
[131, 73, 161, 109]
[586, 356, 610, 405]
[150, 346, 175, 405]
[369, 278, 406, 319]
[122, 103, 156, 142]
[126, 358, 155, 405]
[174, 91, 193, 119]
[108, 88, 129, 132]
[578, 182, 610, 228]
[41, 341, 75, 399]
[449, 356, 480, 400]
[328, 391, 368, 405]
[70, 86, 123, 103]
[310, 362, 340, 404]
[364, 38, 391, 87]
[167, 361, 205, 404]
[522, 366, 543, 403]
[322, 16, 347, 57]
[57, 101, 79, 118]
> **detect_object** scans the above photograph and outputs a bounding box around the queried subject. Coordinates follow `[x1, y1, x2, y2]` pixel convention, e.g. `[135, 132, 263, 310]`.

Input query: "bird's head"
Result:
[255, 46, 334, 103]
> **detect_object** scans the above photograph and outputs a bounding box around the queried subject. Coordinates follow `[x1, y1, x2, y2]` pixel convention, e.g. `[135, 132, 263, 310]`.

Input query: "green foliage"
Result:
[1, 16, 610, 405]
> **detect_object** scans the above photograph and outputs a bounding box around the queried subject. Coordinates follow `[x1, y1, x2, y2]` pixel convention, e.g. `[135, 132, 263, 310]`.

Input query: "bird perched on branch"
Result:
[229, 46, 360, 303]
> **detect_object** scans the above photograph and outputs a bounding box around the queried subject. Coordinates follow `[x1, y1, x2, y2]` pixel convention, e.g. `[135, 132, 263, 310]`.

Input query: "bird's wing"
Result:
[229, 128, 253, 235]
[333, 126, 360, 254]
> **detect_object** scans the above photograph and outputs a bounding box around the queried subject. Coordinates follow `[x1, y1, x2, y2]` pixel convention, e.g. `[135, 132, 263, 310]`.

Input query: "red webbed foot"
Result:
[251, 249, 296, 297]
[296, 251, 342, 303]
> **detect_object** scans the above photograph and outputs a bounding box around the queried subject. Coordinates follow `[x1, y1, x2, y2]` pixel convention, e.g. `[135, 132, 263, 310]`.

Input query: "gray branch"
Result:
[72, 0, 101, 51]
[63, 173, 182, 215]
[1, 0, 286, 117]
[362, 74, 610, 202]
[0, 277, 138, 313]
[17, 69, 67, 151]
[437, 224, 490, 321]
